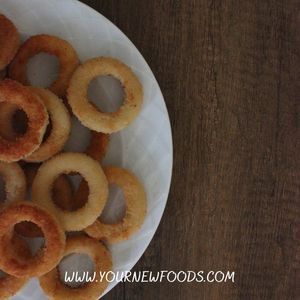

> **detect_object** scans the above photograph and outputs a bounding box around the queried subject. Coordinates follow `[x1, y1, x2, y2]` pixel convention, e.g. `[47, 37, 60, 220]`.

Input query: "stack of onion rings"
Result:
[0, 80, 49, 162]
[0, 161, 26, 206]
[0, 201, 65, 277]
[85, 166, 147, 243]
[24, 87, 71, 162]
[14, 164, 73, 238]
[32, 152, 108, 231]
[67, 57, 143, 133]
[39, 236, 112, 300]
[0, 87, 71, 162]
[0, 14, 20, 71]
[9, 34, 79, 97]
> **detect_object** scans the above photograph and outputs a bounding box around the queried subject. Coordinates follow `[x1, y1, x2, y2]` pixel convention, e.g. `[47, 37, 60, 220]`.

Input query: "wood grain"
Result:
[81, 1, 300, 299]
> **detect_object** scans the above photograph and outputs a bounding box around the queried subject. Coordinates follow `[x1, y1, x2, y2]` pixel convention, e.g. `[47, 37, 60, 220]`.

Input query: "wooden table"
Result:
[82, 1, 299, 299]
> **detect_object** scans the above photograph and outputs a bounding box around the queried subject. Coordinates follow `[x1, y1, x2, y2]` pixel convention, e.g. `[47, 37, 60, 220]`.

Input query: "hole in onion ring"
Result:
[58, 253, 95, 288]
[14, 220, 43, 239]
[99, 184, 126, 224]
[63, 173, 90, 211]
[12, 109, 28, 136]
[27, 53, 59, 88]
[0, 103, 28, 140]
[50, 174, 74, 211]
[15, 222, 45, 256]
[0, 176, 6, 203]
[50, 173, 87, 212]
[88, 75, 124, 113]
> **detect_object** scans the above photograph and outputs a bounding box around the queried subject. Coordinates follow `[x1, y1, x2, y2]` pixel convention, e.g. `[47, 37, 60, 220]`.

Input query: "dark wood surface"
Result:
[81, 1, 300, 299]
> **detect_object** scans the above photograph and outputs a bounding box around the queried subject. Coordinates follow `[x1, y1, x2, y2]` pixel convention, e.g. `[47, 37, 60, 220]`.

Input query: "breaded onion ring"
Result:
[67, 57, 143, 133]
[9, 34, 79, 97]
[0, 80, 48, 162]
[15, 164, 73, 238]
[0, 201, 65, 277]
[40, 236, 112, 300]
[24, 87, 71, 162]
[0, 14, 20, 70]
[0, 236, 30, 299]
[85, 166, 147, 243]
[0, 161, 26, 206]
[32, 152, 108, 231]
[86, 131, 110, 161]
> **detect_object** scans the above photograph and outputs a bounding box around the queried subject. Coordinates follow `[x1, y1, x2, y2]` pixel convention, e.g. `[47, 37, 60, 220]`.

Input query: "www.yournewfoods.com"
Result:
[64, 270, 235, 283]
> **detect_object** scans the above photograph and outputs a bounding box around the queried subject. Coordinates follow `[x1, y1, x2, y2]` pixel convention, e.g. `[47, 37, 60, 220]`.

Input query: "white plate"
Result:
[0, 0, 173, 299]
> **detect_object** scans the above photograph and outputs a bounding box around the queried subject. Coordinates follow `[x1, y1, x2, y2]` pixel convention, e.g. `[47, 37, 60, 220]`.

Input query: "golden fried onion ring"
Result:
[0, 236, 30, 299]
[86, 131, 110, 161]
[32, 153, 108, 231]
[9, 34, 79, 97]
[40, 236, 112, 300]
[0, 161, 26, 206]
[0, 201, 65, 277]
[24, 87, 71, 162]
[67, 57, 143, 133]
[85, 166, 147, 243]
[15, 164, 73, 238]
[0, 80, 48, 162]
[0, 14, 20, 70]
[57, 133, 109, 211]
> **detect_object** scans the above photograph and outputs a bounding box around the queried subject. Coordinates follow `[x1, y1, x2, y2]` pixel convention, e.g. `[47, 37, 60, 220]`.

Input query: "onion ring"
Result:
[14, 164, 73, 238]
[9, 34, 79, 97]
[0, 161, 26, 206]
[40, 235, 112, 300]
[32, 152, 108, 231]
[0, 236, 30, 299]
[86, 131, 110, 161]
[0, 201, 65, 277]
[0, 80, 49, 162]
[24, 87, 71, 162]
[67, 57, 143, 133]
[85, 166, 147, 243]
[0, 14, 20, 70]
